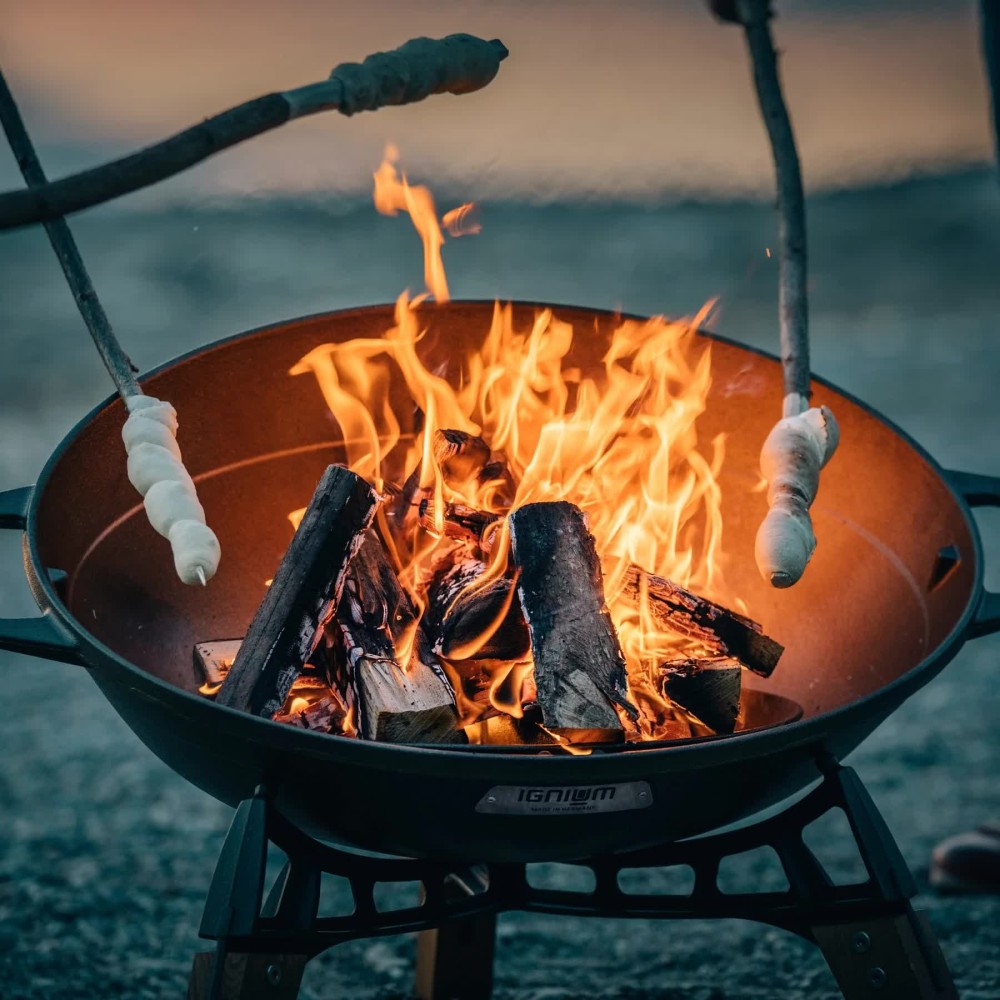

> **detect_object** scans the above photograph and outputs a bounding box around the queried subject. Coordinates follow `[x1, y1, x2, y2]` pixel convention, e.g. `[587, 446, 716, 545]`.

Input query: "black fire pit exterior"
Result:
[0, 301, 994, 999]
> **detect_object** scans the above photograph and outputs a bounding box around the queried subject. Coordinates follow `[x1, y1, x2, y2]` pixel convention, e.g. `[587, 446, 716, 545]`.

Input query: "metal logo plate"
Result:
[475, 781, 653, 816]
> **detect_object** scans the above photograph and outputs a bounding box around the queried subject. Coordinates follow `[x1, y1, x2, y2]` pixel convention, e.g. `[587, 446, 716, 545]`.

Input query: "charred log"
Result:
[334, 530, 462, 744]
[509, 501, 636, 741]
[660, 656, 742, 734]
[193, 638, 242, 687]
[621, 566, 783, 677]
[216, 465, 378, 718]
[423, 554, 529, 663]
[417, 500, 499, 551]
[433, 429, 491, 486]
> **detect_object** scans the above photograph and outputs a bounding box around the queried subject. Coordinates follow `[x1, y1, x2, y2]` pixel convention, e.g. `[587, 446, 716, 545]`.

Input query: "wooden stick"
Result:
[0, 35, 508, 232]
[735, 0, 808, 409]
[0, 67, 225, 586]
[714, 2, 840, 587]
[0, 67, 140, 397]
[984, 0, 1000, 170]
[216, 465, 378, 717]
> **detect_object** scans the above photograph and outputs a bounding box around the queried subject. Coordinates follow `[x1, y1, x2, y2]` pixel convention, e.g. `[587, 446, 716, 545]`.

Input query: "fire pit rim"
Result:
[11, 299, 992, 775]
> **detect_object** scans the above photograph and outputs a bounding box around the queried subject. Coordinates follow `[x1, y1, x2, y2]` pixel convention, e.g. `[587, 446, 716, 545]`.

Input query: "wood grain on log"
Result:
[620, 566, 783, 677]
[418, 499, 499, 550]
[336, 530, 462, 743]
[216, 465, 378, 717]
[509, 501, 636, 741]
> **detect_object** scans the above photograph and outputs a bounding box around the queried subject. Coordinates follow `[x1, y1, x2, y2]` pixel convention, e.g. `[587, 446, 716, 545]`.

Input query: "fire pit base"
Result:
[187, 760, 957, 1000]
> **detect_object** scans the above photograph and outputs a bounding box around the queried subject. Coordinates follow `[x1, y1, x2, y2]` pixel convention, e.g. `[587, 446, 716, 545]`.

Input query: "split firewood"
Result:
[423, 554, 529, 664]
[216, 465, 379, 718]
[273, 690, 350, 733]
[620, 566, 782, 678]
[509, 501, 637, 742]
[433, 429, 491, 486]
[465, 711, 556, 746]
[418, 499, 500, 551]
[334, 529, 462, 743]
[193, 638, 242, 687]
[660, 656, 742, 734]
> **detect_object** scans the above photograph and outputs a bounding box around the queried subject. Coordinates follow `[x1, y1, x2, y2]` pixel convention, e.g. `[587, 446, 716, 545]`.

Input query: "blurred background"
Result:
[1, 1, 1000, 997]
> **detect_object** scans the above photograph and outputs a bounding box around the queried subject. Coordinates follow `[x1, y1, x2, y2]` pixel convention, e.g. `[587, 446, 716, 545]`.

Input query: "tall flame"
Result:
[290, 149, 734, 738]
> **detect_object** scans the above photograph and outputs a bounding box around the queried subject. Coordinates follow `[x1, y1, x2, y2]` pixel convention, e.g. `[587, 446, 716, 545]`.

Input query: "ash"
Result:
[1, 169, 999, 998]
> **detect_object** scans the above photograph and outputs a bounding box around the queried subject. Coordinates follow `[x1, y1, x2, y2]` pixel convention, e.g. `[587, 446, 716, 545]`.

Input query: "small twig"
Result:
[0, 34, 508, 232]
[736, 0, 809, 413]
[0, 69, 141, 399]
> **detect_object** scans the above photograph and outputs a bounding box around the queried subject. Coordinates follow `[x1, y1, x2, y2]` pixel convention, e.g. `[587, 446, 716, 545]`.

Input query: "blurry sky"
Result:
[0, 0, 994, 200]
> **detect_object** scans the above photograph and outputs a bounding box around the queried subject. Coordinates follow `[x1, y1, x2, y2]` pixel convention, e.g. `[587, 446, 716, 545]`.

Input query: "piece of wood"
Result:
[509, 501, 636, 741]
[433, 429, 491, 486]
[273, 691, 349, 733]
[418, 499, 500, 551]
[216, 465, 378, 718]
[0, 36, 509, 232]
[335, 530, 462, 744]
[620, 565, 783, 677]
[660, 656, 742, 734]
[194, 639, 243, 687]
[423, 554, 529, 664]
[735, 0, 809, 403]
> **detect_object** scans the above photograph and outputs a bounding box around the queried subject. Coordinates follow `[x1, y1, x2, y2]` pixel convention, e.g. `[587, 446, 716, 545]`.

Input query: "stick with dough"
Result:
[122, 395, 221, 585]
[712, 0, 839, 586]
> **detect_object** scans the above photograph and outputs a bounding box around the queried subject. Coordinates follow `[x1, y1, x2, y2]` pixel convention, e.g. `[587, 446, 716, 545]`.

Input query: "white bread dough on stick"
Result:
[121, 395, 221, 585]
[754, 400, 839, 588]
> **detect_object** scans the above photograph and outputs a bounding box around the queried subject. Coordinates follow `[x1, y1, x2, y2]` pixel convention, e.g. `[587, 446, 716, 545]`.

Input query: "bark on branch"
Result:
[0, 35, 508, 231]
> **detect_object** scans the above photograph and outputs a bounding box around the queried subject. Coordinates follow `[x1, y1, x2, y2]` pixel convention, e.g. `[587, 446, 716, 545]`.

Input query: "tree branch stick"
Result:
[727, 1, 839, 588]
[0, 68, 140, 399]
[0, 34, 507, 232]
[984, 0, 1000, 171]
[737, 0, 808, 411]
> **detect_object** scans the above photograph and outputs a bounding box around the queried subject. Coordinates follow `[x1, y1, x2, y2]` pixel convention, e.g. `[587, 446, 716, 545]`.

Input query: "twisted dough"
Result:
[754, 403, 839, 588]
[122, 395, 221, 585]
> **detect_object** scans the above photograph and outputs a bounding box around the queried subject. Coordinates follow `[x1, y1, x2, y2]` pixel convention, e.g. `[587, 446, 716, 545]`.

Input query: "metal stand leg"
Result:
[814, 908, 957, 1000]
[187, 765, 960, 1000]
[188, 787, 312, 1000]
[415, 868, 496, 1000]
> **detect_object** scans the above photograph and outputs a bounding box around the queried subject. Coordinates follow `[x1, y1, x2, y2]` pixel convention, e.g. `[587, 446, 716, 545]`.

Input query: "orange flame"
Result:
[373, 144, 452, 303]
[285, 149, 736, 743]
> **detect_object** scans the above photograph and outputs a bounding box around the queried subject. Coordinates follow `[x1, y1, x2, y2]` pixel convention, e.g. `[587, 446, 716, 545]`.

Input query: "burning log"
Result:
[423, 554, 529, 664]
[216, 465, 378, 718]
[418, 499, 499, 550]
[335, 530, 462, 744]
[433, 429, 491, 486]
[193, 639, 242, 687]
[660, 656, 742, 734]
[273, 691, 350, 733]
[621, 566, 783, 678]
[509, 501, 636, 742]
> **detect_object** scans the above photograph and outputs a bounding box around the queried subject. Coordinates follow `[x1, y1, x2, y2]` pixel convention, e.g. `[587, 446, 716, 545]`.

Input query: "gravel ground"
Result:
[1, 170, 1000, 998]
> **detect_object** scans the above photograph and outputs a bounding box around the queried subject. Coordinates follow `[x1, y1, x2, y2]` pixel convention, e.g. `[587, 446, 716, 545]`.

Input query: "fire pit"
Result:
[0, 299, 994, 998]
